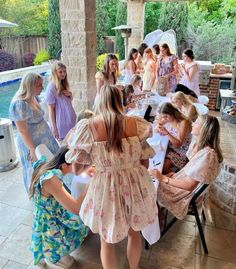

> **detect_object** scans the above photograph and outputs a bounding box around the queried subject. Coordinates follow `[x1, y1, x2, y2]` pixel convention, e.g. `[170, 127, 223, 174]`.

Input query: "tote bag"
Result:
[157, 77, 169, 96]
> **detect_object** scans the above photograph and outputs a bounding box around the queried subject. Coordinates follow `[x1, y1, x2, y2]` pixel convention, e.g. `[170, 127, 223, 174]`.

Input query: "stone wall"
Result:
[59, 0, 96, 114]
[210, 161, 236, 215]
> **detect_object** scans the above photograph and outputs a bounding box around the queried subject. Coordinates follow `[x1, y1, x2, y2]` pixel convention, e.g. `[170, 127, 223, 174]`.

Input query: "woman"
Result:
[135, 43, 148, 73]
[123, 48, 138, 85]
[142, 48, 157, 93]
[45, 61, 76, 140]
[179, 49, 200, 96]
[9, 73, 59, 192]
[151, 115, 223, 219]
[156, 102, 192, 174]
[157, 43, 178, 92]
[95, 53, 118, 92]
[130, 74, 143, 96]
[65, 85, 158, 269]
[172, 91, 198, 122]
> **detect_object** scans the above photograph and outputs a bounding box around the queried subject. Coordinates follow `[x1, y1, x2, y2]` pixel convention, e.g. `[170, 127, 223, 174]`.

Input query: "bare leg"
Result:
[100, 236, 117, 269]
[127, 228, 141, 269]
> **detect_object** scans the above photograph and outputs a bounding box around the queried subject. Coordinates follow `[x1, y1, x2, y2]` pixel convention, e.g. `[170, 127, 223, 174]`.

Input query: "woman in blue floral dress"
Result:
[9, 73, 59, 192]
[29, 147, 89, 268]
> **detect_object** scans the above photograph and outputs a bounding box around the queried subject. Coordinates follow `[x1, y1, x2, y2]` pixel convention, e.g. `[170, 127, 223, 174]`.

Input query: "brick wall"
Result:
[199, 77, 219, 110]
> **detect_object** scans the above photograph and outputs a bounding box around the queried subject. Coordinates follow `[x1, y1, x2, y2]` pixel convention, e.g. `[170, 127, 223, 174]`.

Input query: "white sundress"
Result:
[65, 117, 158, 243]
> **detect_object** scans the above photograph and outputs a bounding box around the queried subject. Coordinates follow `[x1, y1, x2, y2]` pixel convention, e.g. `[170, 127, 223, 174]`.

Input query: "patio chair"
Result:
[145, 183, 209, 254]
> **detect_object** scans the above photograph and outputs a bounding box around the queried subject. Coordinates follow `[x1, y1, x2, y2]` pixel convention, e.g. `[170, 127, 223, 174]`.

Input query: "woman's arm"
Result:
[47, 104, 59, 139]
[166, 58, 178, 78]
[160, 120, 191, 147]
[15, 120, 37, 162]
[96, 78, 104, 93]
[182, 64, 198, 81]
[151, 169, 198, 191]
[43, 176, 87, 215]
[128, 60, 136, 74]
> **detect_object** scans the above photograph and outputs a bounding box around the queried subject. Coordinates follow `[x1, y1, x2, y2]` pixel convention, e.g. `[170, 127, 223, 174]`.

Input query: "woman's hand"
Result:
[63, 90, 72, 98]
[156, 122, 169, 136]
[150, 169, 164, 181]
[51, 126, 59, 140]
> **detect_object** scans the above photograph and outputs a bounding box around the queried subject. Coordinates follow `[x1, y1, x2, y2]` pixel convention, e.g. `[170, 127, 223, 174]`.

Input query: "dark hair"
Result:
[183, 49, 195, 60]
[159, 102, 188, 122]
[175, 84, 198, 99]
[161, 43, 172, 56]
[123, 85, 134, 106]
[29, 146, 70, 198]
[138, 43, 148, 57]
[102, 54, 118, 84]
[153, 44, 160, 55]
[128, 48, 138, 61]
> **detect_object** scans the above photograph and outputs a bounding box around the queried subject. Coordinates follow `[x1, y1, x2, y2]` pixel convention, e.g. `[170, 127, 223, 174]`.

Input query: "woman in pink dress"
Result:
[157, 43, 178, 92]
[151, 114, 223, 219]
[65, 85, 158, 269]
[45, 61, 76, 140]
[179, 49, 200, 96]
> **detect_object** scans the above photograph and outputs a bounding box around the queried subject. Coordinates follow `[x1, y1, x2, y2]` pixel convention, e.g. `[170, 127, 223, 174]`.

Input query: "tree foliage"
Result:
[158, 2, 188, 46]
[115, 1, 127, 60]
[0, 0, 48, 36]
[48, 0, 61, 59]
[144, 2, 162, 36]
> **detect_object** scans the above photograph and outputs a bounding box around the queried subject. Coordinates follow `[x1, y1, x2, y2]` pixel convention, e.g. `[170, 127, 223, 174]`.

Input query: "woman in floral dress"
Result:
[65, 85, 158, 269]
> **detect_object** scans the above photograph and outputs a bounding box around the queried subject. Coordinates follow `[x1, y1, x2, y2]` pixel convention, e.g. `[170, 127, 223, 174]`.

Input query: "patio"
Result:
[0, 112, 235, 269]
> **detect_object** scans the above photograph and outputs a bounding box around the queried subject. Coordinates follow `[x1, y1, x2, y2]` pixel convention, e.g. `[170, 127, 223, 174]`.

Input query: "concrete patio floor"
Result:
[0, 112, 236, 269]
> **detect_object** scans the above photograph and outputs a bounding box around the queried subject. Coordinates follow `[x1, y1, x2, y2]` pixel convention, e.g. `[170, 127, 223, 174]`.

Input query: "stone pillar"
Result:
[59, 0, 96, 113]
[127, 0, 145, 52]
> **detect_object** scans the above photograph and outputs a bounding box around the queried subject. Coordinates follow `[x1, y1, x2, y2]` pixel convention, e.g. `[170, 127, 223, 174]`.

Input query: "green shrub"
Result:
[33, 50, 50, 65]
[96, 53, 119, 71]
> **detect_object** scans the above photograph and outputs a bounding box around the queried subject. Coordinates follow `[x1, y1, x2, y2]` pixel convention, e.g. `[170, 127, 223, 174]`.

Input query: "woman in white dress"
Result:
[179, 49, 200, 96]
[123, 48, 138, 85]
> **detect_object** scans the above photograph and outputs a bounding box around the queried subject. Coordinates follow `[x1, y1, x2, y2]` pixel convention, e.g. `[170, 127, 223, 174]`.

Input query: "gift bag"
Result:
[157, 77, 169, 96]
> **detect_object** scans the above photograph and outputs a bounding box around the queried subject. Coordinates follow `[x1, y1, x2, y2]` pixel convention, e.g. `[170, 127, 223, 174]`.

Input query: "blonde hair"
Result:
[197, 115, 223, 163]
[144, 47, 156, 61]
[130, 74, 142, 86]
[172, 91, 192, 106]
[51, 61, 71, 95]
[12, 72, 43, 101]
[95, 85, 125, 152]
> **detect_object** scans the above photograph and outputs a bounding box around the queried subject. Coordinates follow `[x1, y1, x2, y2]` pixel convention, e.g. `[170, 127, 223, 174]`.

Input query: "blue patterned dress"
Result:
[9, 98, 59, 192]
[31, 169, 89, 265]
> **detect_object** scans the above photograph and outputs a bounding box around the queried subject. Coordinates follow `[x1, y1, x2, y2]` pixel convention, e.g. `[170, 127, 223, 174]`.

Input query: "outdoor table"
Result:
[220, 89, 236, 112]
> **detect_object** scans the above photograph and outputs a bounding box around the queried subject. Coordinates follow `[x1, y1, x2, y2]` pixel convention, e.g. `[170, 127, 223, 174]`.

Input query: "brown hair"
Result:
[161, 43, 172, 56]
[197, 115, 223, 163]
[159, 102, 189, 123]
[102, 54, 118, 84]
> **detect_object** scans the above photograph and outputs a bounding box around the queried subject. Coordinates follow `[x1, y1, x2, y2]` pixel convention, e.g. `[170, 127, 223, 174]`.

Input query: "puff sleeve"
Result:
[9, 100, 33, 122]
[135, 116, 155, 160]
[65, 119, 92, 165]
[95, 71, 104, 81]
[183, 147, 220, 184]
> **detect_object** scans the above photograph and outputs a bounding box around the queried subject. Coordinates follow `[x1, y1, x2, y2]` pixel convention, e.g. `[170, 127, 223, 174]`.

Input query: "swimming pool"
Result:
[0, 73, 49, 119]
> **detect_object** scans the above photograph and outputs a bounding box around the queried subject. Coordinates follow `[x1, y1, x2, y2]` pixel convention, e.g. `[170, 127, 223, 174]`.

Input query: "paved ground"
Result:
[0, 112, 236, 269]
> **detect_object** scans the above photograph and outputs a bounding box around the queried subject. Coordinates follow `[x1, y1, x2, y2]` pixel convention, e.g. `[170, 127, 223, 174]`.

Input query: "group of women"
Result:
[8, 43, 223, 269]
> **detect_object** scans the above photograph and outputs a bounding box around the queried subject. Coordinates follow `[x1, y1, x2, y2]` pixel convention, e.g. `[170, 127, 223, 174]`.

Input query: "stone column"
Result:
[127, 0, 145, 52]
[59, 0, 96, 113]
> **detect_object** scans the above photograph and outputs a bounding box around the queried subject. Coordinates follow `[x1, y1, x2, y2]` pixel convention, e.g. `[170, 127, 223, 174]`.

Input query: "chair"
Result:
[198, 95, 209, 105]
[145, 183, 209, 254]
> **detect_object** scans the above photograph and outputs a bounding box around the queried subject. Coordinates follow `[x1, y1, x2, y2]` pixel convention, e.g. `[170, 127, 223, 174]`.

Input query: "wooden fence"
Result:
[0, 35, 48, 68]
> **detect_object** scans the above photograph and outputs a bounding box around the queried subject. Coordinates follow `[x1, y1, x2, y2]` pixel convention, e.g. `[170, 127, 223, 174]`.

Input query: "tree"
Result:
[115, 1, 127, 60]
[48, 0, 61, 59]
[144, 2, 162, 36]
[158, 2, 188, 47]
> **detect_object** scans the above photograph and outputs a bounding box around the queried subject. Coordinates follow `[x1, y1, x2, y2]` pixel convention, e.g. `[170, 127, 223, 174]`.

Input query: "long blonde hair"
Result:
[12, 72, 42, 102]
[95, 85, 125, 152]
[51, 61, 70, 95]
[197, 115, 223, 163]
[172, 91, 192, 106]
[29, 147, 70, 198]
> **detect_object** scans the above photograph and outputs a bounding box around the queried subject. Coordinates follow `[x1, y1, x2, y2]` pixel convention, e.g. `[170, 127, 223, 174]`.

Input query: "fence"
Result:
[0, 35, 48, 68]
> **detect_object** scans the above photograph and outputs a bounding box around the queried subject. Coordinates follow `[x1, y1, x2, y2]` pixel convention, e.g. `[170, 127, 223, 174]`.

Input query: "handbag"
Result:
[157, 76, 169, 96]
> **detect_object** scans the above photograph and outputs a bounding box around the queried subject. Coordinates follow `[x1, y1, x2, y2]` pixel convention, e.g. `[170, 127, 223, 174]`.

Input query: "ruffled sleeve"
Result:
[134, 116, 155, 159]
[9, 100, 33, 122]
[183, 147, 220, 184]
[39, 169, 63, 187]
[65, 119, 92, 165]
[95, 71, 104, 81]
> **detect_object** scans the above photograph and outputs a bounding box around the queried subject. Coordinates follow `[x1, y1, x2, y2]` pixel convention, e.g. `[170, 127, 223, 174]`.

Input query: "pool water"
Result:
[0, 75, 49, 119]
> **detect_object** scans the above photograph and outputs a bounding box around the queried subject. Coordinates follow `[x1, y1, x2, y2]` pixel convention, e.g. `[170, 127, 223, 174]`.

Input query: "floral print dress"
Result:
[65, 117, 158, 244]
[31, 169, 89, 265]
